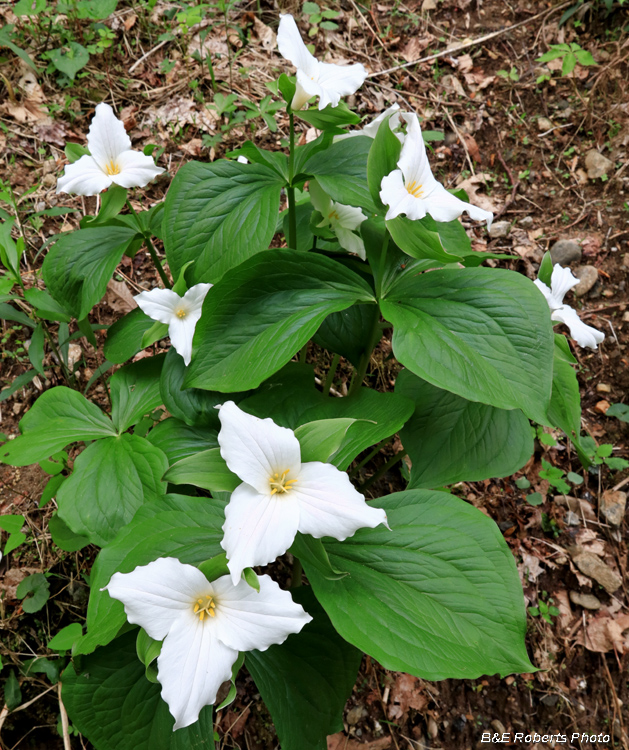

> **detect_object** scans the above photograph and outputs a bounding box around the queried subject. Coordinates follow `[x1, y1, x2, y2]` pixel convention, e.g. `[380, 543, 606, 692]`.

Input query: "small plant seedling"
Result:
[302, 2, 341, 36]
[497, 66, 519, 82]
[606, 403, 629, 423]
[539, 459, 570, 494]
[537, 43, 596, 77]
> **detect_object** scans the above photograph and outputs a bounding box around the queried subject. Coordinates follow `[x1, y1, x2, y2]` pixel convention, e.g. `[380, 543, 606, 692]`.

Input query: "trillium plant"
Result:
[0, 11, 606, 750]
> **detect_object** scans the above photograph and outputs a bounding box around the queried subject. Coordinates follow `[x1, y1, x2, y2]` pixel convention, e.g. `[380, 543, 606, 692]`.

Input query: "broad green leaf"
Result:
[40, 474, 66, 507]
[65, 143, 90, 163]
[387, 216, 464, 263]
[75, 0, 118, 19]
[104, 307, 155, 364]
[23, 288, 71, 322]
[110, 356, 165, 433]
[147, 419, 219, 465]
[185, 250, 374, 392]
[366, 111, 401, 211]
[396, 370, 533, 489]
[162, 161, 285, 284]
[57, 434, 168, 547]
[63, 631, 214, 750]
[301, 136, 377, 213]
[0, 301, 35, 328]
[17, 573, 50, 613]
[0, 514, 25, 534]
[42, 225, 139, 319]
[164, 448, 240, 492]
[3, 671, 21, 711]
[49, 623, 83, 651]
[14, 0, 48, 17]
[290, 534, 347, 581]
[0, 24, 37, 71]
[297, 102, 360, 132]
[606, 403, 629, 423]
[380, 268, 553, 424]
[247, 587, 361, 750]
[47, 42, 89, 80]
[28, 323, 45, 375]
[0, 387, 117, 466]
[75, 495, 225, 655]
[227, 141, 288, 180]
[303, 490, 534, 679]
[81, 185, 127, 228]
[49, 512, 89, 552]
[312, 303, 379, 366]
[294, 418, 358, 463]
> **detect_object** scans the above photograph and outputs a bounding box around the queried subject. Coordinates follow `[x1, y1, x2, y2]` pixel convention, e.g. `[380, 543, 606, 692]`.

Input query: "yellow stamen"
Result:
[193, 595, 217, 621]
[328, 210, 340, 222]
[175, 307, 187, 319]
[269, 469, 297, 495]
[105, 160, 120, 176]
[406, 180, 424, 198]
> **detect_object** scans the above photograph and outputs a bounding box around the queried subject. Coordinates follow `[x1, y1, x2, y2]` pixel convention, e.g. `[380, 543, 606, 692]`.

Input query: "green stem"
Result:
[126, 200, 171, 288]
[287, 112, 297, 250]
[375, 232, 389, 300]
[322, 353, 340, 397]
[291, 557, 303, 588]
[349, 309, 381, 396]
[358, 450, 407, 494]
[299, 342, 308, 364]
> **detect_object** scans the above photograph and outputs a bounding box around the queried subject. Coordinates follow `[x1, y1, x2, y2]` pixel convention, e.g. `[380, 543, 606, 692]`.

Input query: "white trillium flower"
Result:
[379, 114, 493, 229]
[135, 283, 212, 365]
[277, 14, 367, 111]
[534, 264, 605, 350]
[217, 401, 388, 584]
[335, 103, 414, 142]
[105, 557, 311, 730]
[57, 103, 164, 196]
[309, 180, 367, 259]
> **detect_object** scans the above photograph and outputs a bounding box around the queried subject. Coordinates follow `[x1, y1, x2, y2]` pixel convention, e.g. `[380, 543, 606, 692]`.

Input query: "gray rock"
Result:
[518, 216, 534, 228]
[550, 239, 582, 266]
[346, 705, 364, 725]
[585, 149, 613, 179]
[600, 490, 627, 527]
[569, 591, 601, 610]
[489, 220, 511, 239]
[570, 548, 622, 593]
[565, 510, 581, 526]
[573, 265, 599, 297]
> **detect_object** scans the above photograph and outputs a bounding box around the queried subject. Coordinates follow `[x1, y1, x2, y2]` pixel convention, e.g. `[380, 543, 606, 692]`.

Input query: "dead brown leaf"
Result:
[455, 173, 499, 214]
[106, 280, 137, 314]
[577, 613, 629, 653]
[33, 121, 70, 147]
[400, 35, 433, 63]
[252, 16, 276, 50]
[327, 734, 391, 750]
[1, 71, 49, 123]
[460, 132, 481, 163]
[387, 673, 428, 720]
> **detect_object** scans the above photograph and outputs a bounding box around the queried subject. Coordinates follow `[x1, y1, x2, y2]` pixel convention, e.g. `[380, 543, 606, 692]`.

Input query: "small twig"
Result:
[58, 683, 72, 750]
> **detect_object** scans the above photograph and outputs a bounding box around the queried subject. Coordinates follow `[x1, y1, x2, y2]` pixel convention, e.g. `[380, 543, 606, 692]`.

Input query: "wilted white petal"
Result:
[552, 305, 605, 349]
[158, 610, 237, 730]
[104, 557, 210, 641]
[277, 14, 319, 78]
[549, 264, 579, 308]
[217, 401, 301, 493]
[221, 483, 300, 584]
[87, 102, 132, 171]
[336, 226, 366, 259]
[56, 154, 112, 196]
[316, 61, 368, 110]
[135, 288, 181, 325]
[210, 574, 312, 652]
[111, 149, 165, 189]
[293, 461, 388, 539]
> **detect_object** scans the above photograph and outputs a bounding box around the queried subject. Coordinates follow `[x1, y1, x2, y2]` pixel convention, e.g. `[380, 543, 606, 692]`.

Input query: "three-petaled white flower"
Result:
[380, 114, 493, 229]
[277, 14, 367, 111]
[534, 264, 604, 350]
[105, 557, 311, 730]
[57, 103, 164, 197]
[135, 283, 212, 365]
[309, 180, 367, 258]
[335, 103, 413, 142]
[217, 401, 387, 584]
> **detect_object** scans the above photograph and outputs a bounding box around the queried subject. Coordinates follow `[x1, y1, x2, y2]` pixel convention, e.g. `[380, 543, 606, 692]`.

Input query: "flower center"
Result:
[406, 180, 424, 198]
[175, 307, 187, 319]
[193, 594, 216, 621]
[105, 160, 121, 176]
[328, 210, 340, 222]
[269, 469, 297, 495]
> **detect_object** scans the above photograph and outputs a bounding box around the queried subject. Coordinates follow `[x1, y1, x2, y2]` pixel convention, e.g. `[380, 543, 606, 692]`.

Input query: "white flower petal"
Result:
[277, 14, 319, 78]
[423, 182, 493, 230]
[293, 461, 388, 540]
[534, 278, 554, 307]
[209, 574, 312, 652]
[168, 314, 199, 366]
[291, 79, 316, 111]
[552, 305, 605, 349]
[336, 226, 366, 259]
[217, 401, 301, 492]
[380, 169, 419, 221]
[397, 115, 437, 191]
[111, 149, 164, 189]
[182, 283, 212, 314]
[104, 557, 209, 641]
[56, 154, 112, 196]
[333, 202, 366, 231]
[135, 288, 182, 325]
[362, 104, 401, 138]
[549, 264, 579, 308]
[221, 483, 300, 585]
[87, 102, 132, 171]
[158, 610, 238, 730]
[315, 61, 368, 110]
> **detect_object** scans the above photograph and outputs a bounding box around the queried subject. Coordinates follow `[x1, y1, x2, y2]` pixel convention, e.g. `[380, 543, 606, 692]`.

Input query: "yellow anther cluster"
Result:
[105, 160, 121, 176]
[406, 180, 424, 198]
[175, 308, 188, 319]
[193, 595, 216, 621]
[269, 469, 297, 495]
[328, 210, 340, 222]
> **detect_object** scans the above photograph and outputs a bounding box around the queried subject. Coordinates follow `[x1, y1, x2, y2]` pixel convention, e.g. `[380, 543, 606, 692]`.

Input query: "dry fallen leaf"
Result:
[576, 613, 629, 653]
[328, 735, 391, 750]
[388, 673, 428, 719]
[400, 35, 433, 63]
[252, 16, 276, 50]
[106, 279, 137, 314]
[455, 173, 499, 214]
[1, 70, 50, 123]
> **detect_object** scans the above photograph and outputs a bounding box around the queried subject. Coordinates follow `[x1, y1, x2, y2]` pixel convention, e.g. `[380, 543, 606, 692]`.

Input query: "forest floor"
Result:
[0, 0, 628, 749]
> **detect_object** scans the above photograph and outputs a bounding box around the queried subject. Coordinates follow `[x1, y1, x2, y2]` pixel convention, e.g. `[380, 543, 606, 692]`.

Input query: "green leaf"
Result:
[0, 370, 36, 403]
[302, 489, 534, 679]
[387, 216, 464, 263]
[75, 0, 118, 19]
[0, 514, 25, 535]
[606, 403, 629, 423]
[301, 136, 377, 213]
[104, 307, 155, 364]
[515, 477, 530, 489]
[227, 141, 289, 180]
[297, 102, 360, 132]
[247, 587, 361, 750]
[110, 356, 165, 433]
[39, 474, 66, 507]
[162, 160, 285, 285]
[380, 267, 554, 424]
[163, 448, 240, 492]
[17, 573, 50, 613]
[147, 418, 218, 465]
[313, 303, 379, 366]
[0, 24, 37, 71]
[75, 495, 225, 656]
[48, 623, 83, 651]
[366, 111, 401, 211]
[47, 42, 89, 80]
[290, 535, 347, 581]
[396, 370, 533, 489]
[82, 185, 128, 228]
[39, 450, 67, 476]
[4, 671, 21, 711]
[27, 322, 45, 375]
[63, 631, 215, 750]
[42, 225, 139, 319]
[0, 301, 35, 328]
[538, 251, 553, 287]
[23, 288, 71, 322]
[14, 0, 48, 17]
[57, 434, 168, 547]
[0, 386, 117, 466]
[547, 339, 588, 463]
[527, 492, 544, 506]
[294, 418, 358, 463]
[65, 143, 90, 163]
[185, 250, 374, 392]
[49, 512, 90, 552]
[3, 531, 26, 556]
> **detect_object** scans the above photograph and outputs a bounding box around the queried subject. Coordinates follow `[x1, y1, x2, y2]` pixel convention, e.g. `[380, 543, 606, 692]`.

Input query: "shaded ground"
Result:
[1, 0, 628, 748]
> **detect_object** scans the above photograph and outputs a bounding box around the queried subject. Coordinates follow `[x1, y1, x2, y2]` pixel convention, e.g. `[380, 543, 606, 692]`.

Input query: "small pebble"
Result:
[518, 215, 534, 228]
[569, 591, 601, 610]
[596, 383, 611, 393]
[489, 220, 511, 239]
[573, 265, 599, 297]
